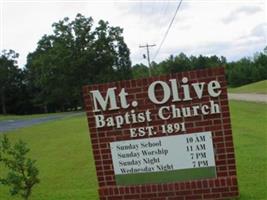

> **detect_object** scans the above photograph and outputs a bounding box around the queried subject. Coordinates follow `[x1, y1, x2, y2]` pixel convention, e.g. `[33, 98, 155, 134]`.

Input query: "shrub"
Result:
[0, 135, 40, 200]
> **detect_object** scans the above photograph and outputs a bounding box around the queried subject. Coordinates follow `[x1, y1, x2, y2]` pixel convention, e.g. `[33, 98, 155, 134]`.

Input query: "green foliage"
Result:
[228, 80, 267, 94]
[0, 135, 40, 200]
[132, 63, 149, 78]
[1, 18, 266, 115]
[25, 13, 132, 113]
[133, 53, 225, 78]
[0, 50, 22, 114]
[134, 47, 266, 88]
[226, 51, 267, 87]
[0, 50, 34, 115]
[0, 114, 97, 200]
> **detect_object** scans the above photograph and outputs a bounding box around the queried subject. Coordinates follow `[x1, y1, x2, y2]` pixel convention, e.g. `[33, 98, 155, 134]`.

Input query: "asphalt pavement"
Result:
[0, 112, 84, 133]
[228, 93, 267, 103]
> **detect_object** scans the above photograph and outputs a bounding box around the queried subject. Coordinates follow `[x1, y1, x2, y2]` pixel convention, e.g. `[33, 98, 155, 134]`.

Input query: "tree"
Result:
[172, 53, 192, 72]
[227, 58, 254, 86]
[225, 46, 267, 86]
[154, 53, 191, 75]
[253, 50, 267, 80]
[0, 50, 21, 114]
[132, 63, 149, 78]
[25, 14, 132, 112]
[264, 46, 267, 55]
[0, 135, 40, 200]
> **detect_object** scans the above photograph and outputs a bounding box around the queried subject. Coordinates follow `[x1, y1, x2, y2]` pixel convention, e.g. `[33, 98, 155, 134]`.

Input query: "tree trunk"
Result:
[61, 104, 65, 112]
[1, 91, 7, 114]
[44, 104, 48, 113]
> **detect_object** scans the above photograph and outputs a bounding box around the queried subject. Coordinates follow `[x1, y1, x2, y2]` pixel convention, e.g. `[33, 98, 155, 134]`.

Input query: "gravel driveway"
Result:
[228, 93, 267, 103]
[0, 112, 83, 133]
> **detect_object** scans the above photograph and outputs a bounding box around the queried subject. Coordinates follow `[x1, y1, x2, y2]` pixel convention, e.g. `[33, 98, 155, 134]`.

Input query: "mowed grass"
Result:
[229, 80, 267, 94]
[0, 114, 99, 200]
[0, 101, 266, 200]
[230, 101, 267, 200]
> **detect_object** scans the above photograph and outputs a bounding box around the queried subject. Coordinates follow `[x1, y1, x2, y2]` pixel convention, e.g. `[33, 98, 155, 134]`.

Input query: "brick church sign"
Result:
[83, 67, 239, 199]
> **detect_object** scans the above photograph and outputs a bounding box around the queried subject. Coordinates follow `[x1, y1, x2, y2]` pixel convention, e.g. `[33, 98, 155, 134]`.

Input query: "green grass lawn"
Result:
[0, 114, 98, 200]
[228, 80, 267, 94]
[0, 101, 266, 200]
[230, 101, 267, 200]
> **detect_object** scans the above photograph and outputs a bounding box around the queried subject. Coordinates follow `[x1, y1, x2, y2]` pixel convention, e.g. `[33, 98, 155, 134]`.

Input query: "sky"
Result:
[0, 0, 266, 68]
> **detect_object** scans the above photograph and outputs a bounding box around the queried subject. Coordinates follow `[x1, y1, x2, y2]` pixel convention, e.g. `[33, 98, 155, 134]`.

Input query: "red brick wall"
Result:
[83, 67, 239, 200]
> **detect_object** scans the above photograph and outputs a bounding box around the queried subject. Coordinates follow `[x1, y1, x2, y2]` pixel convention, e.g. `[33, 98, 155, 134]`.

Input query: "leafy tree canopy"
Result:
[0, 50, 22, 114]
[25, 13, 132, 112]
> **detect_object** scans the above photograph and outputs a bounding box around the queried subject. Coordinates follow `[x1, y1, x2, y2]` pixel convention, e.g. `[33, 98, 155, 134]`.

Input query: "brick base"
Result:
[98, 176, 239, 200]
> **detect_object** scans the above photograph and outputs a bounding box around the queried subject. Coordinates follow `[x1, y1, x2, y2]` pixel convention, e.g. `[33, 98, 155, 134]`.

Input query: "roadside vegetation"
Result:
[229, 80, 267, 94]
[0, 101, 266, 200]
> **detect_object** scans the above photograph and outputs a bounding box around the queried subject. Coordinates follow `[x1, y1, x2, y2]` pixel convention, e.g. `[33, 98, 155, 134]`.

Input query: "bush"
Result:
[0, 135, 40, 200]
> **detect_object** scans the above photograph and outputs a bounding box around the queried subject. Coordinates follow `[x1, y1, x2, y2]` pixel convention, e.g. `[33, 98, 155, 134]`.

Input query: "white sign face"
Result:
[110, 132, 216, 179]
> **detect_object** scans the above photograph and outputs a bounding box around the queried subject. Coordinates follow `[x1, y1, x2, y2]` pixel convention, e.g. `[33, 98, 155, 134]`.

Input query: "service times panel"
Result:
[110, 131, 217, 185]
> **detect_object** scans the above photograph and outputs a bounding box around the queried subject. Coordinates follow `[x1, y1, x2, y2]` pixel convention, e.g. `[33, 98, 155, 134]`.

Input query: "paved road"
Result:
[0, 112, 83, 133]
[228, 93, 267, 103]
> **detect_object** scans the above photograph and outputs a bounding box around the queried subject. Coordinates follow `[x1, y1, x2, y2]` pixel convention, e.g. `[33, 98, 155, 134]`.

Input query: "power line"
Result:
[139, 44, 156, 77]
[153, 0, 183, 61]
[156, 0, 171, 42]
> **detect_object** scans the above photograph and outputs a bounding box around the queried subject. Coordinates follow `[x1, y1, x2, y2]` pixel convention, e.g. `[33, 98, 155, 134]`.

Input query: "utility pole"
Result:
[139, 44, 156, 77]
